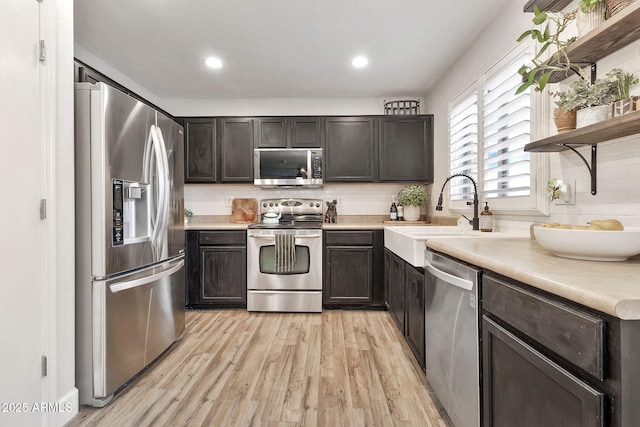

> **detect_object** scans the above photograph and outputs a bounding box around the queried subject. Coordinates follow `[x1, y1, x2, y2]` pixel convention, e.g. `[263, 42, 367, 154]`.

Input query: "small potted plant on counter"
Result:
[184, 208, 193, 224]
[398, 185, 428, 222]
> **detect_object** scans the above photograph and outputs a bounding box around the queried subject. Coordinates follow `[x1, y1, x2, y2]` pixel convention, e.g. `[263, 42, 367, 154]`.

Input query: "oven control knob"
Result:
[263, 203, 267, 208]
[275, 203, 279, 207]
[309, 202, 314, 207]
[269, 202, 273, 207]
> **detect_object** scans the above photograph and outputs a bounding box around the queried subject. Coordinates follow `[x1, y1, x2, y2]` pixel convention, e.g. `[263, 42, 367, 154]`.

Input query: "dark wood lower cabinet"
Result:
[482, 272, 640, 427]
[404, 264, 425, 369]
[186, 230, 246, 308]
[323, 230, 384, 309]
[483, 316, 604, 427]
[384, 249, 405, 333]
[384, 248, 424, 368]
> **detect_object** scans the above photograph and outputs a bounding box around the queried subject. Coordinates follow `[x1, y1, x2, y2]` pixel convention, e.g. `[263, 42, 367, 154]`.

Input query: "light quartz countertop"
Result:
[185, 215, 457, 231]
[425, 237, 640, 320]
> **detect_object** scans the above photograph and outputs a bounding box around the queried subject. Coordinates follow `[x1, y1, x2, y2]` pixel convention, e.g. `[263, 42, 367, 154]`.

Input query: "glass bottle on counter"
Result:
[390, 195, 398, 221]
[397, 201, 404, 221]
[480, 201, 493, 232]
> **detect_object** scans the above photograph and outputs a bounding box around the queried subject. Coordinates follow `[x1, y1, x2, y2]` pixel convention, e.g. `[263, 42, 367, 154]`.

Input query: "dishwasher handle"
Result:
[425, 262, 473, 291]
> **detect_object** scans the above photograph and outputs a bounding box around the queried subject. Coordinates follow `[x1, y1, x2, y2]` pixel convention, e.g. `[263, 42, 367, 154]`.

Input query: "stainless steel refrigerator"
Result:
[74, 82, 185, 407]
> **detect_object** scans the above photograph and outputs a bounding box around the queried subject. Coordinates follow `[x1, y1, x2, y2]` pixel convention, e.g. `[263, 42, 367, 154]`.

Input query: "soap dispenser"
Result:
[480, 202, 493, 232]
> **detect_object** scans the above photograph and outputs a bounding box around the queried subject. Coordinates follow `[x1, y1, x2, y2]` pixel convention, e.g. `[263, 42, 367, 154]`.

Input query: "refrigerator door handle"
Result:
[145, 125, 167, 261]
[156, 127, 171, 259]
[108, 258, 184, 293]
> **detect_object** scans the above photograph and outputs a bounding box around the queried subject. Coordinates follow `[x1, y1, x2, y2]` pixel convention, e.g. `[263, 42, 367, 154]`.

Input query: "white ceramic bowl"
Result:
[533, 226, 640, 261]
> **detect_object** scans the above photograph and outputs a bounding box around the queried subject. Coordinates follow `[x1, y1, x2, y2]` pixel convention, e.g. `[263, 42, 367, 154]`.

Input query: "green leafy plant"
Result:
[579, 0, 605, 12]
[605, 68, 639, 101]
[184, 209, 193, 218]
[516, 6, 578, 94]
[551, 85, 583, 112]
[398, 185, 428, 207]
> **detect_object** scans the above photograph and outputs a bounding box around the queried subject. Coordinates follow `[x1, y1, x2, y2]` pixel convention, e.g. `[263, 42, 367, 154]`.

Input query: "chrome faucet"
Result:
[435, 173, 479, 231]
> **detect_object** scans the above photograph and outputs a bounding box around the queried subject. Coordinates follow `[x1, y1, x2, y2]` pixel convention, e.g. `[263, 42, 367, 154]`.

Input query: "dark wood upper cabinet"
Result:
[255, 117, 287, 148]
[184, 119, 217, 183]
[378, 116, 433, 182]
[289, 117, 322, 147]
[254, 117, 322, 148]
[324, 116, 376, 181]
[219, 118, 253, 182]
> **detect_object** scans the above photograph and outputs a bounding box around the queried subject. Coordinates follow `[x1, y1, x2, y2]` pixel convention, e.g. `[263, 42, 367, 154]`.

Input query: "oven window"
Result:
[259, 245, 310, 274]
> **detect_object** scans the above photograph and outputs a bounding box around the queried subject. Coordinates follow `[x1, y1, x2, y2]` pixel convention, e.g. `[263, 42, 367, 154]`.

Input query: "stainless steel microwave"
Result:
[253, 148, 323, 188]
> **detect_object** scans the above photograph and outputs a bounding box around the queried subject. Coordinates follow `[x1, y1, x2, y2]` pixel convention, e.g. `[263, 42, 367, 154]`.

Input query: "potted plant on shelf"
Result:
[577, 0, 607, 36]
[551, 87, 580, 132]
[568, 74, 619, 127]
[398, 185, 428, 222]
[516, 6, 579, 94]
[608, 68, 640, 116]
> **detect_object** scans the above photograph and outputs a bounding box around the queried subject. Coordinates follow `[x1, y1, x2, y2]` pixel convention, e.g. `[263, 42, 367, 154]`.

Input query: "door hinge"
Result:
[40, 199, 46, 220]
[39, 40, 46, 63]
[41, 356, 47, 377]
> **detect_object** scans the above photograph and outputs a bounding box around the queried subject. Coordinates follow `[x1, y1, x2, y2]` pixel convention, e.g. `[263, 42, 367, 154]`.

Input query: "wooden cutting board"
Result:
[231, 198, 258, 223]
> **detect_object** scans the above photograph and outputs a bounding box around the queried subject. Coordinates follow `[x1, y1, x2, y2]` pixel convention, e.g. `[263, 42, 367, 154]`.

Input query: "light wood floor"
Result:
[67, 310, 451, 427]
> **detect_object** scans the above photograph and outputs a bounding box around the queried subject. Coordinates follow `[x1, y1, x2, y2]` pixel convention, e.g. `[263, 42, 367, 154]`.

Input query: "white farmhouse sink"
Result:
[384, 226, 514, 267]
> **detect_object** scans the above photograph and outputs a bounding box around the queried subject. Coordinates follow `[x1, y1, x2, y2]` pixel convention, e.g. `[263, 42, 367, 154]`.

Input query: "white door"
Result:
[0, 1, 44, 424]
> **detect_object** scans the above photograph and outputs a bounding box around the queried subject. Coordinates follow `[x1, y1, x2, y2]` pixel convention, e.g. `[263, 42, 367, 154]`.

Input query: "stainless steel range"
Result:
[247, 198, 323, 312]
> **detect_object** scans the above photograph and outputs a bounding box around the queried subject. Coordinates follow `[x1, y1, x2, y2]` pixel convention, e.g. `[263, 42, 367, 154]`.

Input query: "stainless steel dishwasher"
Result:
[424, 249, 481, 427]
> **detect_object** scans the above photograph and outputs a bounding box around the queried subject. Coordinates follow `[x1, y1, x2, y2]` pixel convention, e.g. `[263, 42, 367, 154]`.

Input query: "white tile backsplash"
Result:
[185, 183, 416, 217]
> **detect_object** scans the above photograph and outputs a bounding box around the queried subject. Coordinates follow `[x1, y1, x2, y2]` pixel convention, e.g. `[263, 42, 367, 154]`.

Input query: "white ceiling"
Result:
[74, 0, 510, 100]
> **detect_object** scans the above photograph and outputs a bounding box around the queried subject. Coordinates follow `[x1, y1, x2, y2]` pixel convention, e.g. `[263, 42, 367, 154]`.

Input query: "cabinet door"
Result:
[255, 117, 287, 148]
[220, 118, 253, 182]
[378, 116, 433, 182]
[324, 246, 373, 305]
[324, 117, 376, 181]
[289, 117, 322, 148]
[483, 316, 604, 427]
[404, 264, 425, 369]
[184, 119, 216, 182]
[384, 249, 405, 332]
[199, 247, 247, 306]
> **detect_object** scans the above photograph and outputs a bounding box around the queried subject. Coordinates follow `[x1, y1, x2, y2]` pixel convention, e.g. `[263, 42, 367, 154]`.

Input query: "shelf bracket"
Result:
[569, 63, 596, 83]
[561, 143, 597, 195]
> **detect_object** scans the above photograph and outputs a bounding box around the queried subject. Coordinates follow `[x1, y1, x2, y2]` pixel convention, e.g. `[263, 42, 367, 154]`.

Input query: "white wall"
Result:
[424, 0, 640, 229]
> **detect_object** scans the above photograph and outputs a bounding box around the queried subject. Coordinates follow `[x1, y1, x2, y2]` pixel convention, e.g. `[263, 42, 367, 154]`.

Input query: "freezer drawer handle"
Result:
[425, 263, 473, 291]
[109, 259, 184, 293]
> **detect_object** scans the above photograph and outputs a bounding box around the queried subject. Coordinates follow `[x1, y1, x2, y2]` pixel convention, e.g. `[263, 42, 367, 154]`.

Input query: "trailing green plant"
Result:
[578, 0, 605, 12]
[553, 70, 632, 111]
[398, 185, 428, 207]
[516, 6, 579, 94]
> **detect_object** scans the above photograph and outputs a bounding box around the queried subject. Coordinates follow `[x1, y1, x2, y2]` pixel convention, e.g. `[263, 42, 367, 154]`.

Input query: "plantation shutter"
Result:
[448, 92, 478, 201]
[482, 53, 531, 199]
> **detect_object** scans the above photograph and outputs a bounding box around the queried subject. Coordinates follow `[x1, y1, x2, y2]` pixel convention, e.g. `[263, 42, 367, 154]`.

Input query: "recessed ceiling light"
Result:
[204, 57, 223, 69]
[351, 56, 368, 68]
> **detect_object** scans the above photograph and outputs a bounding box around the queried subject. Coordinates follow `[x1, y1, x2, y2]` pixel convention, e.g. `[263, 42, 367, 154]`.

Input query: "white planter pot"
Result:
[576, 105, 612, 128]
[403, 205, 421, 221]
[576, 4, 606, 36]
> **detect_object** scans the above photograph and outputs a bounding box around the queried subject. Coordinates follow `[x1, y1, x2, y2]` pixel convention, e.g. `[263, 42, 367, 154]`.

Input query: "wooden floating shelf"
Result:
[524, 109, 640, 152]
[523, 0, 572, 12]
[545, 2, 640, 83]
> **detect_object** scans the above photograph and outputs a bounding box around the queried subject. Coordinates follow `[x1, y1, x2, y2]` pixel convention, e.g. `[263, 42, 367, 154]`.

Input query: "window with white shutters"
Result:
[449, 92, 478, 202]
[447, 45, 546, 215]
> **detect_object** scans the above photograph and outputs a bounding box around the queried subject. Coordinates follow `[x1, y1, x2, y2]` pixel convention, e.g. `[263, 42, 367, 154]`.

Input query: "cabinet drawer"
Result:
[483, 274, 605, 380]
[325, 230, 373, 245]
[198, 231, 246, 246]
